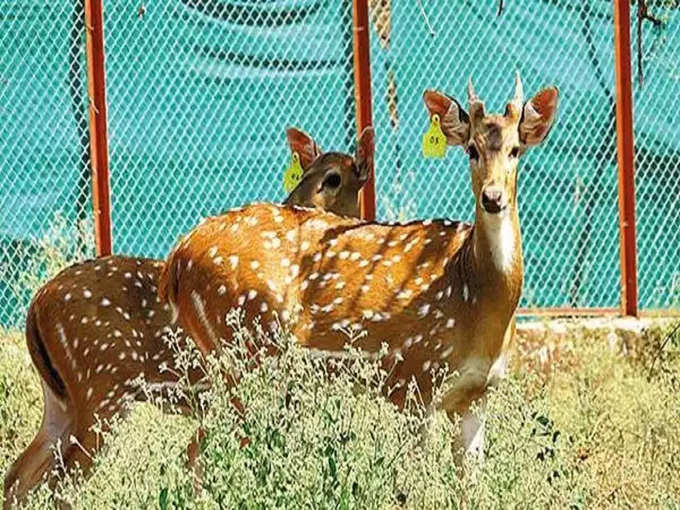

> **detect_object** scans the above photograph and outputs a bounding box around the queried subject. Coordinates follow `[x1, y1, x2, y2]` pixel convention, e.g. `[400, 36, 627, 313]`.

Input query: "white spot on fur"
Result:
[440, 345, 454, 359]
[191, 290, 219, 347]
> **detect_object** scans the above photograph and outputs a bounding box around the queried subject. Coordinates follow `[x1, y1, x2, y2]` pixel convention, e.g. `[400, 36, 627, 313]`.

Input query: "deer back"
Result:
[160, 203, 518, 409]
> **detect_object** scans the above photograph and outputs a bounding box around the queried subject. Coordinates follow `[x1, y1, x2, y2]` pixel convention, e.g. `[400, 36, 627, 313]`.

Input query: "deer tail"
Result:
[25, 299, 67, 401]
[158, 248, 182, 324]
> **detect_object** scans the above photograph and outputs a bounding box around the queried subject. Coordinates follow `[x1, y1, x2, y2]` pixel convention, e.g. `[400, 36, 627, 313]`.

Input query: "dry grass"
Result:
[1, 314, 679, 509]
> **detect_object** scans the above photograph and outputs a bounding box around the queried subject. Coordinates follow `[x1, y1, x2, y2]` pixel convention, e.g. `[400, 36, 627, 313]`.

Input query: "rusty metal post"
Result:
[352, 0, 376, 221]
[613, 0, 638, 316]
[84, 0, 112, 255]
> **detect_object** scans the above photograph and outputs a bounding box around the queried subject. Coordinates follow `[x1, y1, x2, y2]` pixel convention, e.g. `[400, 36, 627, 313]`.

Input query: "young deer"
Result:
[159, 74, 558, 459]
[3, 126, 374, 510]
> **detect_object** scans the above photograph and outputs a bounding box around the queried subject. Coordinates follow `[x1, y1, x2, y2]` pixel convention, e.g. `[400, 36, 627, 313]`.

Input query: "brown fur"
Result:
[4, 128, 373, 509]
[160, 77, 558, 458]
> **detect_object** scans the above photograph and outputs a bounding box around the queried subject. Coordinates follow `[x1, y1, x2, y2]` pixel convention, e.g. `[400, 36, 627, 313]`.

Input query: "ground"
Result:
[1, 318, 679, 509]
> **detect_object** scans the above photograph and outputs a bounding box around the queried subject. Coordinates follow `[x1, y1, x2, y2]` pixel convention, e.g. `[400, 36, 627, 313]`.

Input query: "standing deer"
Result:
[3, 126, 374, 510]
[159, 74, 558, 460]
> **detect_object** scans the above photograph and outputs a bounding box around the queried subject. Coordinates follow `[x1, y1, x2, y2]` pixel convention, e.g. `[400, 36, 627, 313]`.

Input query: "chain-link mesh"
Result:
[0, 1, 94, 327]
[104, 0, 357, 258]
[632, 2, 680, 310]
[1, 0, 678, 326]
[370, 0, 622, 309]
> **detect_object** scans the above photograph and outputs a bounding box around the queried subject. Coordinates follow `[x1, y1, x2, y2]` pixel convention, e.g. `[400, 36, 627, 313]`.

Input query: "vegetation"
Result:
[1, 314, 679, 509]
[1, 225, 678, 509]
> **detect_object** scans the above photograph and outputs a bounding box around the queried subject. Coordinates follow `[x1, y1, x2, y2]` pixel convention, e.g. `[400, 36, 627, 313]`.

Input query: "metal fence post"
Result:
[84, 0, 112, 256]
[352, 0, 376, 221]
[612, 0, 638, 316]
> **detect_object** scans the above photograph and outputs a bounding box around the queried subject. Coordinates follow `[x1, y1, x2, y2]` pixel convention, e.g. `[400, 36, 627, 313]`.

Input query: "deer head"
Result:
[283, 127, 374, 217]
[424, 73, 558, 219]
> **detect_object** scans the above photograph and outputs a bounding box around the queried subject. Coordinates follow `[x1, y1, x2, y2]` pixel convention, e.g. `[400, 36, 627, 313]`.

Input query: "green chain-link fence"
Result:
[0, 0, 678, 327]
[632, 2, 680, 309]
[0, 1, 94, 326]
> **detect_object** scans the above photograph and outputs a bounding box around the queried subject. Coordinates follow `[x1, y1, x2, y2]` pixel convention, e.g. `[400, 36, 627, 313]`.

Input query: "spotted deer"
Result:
[3, 126, 374, 510]
[159, 74, 558, 460]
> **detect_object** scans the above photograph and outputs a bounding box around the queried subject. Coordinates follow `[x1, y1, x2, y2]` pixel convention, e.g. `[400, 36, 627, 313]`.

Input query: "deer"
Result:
[3, 126, 375, 510]
[159, 74, 558, 463]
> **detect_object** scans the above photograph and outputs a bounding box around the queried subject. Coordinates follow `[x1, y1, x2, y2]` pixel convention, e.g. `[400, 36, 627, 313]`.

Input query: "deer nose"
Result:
[481, 188, 504, 214]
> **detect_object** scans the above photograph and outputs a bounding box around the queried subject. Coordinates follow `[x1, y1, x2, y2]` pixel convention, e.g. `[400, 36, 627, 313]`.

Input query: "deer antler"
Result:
[512, 71, 523, 110]
[467, 77, 486, 120]
[467, 77, 479, 106]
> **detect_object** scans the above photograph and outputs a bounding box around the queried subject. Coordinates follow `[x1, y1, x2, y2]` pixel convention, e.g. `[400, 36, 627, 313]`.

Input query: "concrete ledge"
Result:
[513, 317, 677, 372]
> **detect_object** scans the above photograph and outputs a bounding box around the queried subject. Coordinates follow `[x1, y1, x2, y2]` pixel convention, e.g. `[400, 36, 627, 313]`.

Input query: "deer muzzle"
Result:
[481, 187, 506, 214]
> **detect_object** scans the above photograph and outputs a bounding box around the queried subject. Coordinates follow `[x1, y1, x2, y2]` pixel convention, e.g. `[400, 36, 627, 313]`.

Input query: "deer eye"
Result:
[509, 146, 520, 158]
[322, 172, 342, 189]
[468, 144, 479, 161]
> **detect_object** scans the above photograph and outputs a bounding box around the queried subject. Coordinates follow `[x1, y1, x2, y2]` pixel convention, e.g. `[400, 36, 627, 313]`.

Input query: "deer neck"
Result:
[465, 201, 523, 311]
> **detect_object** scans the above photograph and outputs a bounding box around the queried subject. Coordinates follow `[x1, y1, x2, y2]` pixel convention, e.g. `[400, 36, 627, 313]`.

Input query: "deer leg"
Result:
[3, 382, 73, 510]
[459, 399, 486, 460]
[439, 360, 490, 465]
[184, 391, 247, 492]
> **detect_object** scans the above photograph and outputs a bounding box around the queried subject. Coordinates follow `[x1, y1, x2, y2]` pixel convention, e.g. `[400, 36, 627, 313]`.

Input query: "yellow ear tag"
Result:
[283, 152, 303, 192]
[422, 113, 447, 159]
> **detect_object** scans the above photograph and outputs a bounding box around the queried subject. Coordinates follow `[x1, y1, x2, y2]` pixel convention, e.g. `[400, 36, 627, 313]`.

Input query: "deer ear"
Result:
[423, 89, 470, 146]
[286, 127, 322, 171]
[355, 126, 375, 185]
[519, 87, 559, 147]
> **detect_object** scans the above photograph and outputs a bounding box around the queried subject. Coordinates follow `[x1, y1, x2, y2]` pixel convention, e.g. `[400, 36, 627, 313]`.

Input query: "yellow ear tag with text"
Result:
[422, 113, 447, 159]
[283, 152, 303, 192]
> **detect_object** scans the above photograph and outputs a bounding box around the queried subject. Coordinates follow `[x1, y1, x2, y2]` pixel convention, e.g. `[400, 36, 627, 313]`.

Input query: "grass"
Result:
[1, 225, 679, 508]
[1, 314, 679, 509]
